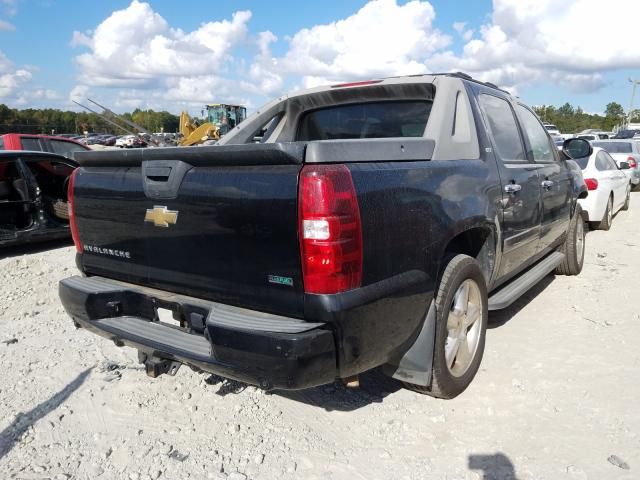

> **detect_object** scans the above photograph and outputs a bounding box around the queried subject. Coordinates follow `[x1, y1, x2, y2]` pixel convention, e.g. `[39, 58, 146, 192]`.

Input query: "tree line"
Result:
[532, 101, 638, 134]
[0, 104, 180, 135]
[1, 100, 637, 137]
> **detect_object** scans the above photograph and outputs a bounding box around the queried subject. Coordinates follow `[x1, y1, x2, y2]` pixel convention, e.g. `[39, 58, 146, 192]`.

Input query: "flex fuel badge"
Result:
[268, 275, 294, 287]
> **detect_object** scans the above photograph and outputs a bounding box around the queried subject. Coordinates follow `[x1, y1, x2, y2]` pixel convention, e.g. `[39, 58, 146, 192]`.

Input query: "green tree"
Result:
[605, 102, 624, 119]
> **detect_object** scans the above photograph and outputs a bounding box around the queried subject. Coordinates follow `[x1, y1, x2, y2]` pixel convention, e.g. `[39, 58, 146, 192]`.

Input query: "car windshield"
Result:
[297, 101, 432, 140]
[592, 142, 632, 153]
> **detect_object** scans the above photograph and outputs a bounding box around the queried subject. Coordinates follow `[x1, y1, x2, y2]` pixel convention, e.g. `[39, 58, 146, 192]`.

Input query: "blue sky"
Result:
[1, 0, 639, 117]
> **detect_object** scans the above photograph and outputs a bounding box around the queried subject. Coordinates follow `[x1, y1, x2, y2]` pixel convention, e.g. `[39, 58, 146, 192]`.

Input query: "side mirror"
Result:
[619, 161, 631, 170]
[562, 138, 592, 160]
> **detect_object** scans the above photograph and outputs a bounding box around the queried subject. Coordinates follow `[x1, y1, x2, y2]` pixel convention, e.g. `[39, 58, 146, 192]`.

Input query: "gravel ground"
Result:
[1, 200, 639, 480]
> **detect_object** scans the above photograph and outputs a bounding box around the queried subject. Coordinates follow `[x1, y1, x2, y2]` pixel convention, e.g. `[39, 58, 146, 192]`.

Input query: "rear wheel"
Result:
[556, 204, 585, 276]
[403, 254, 487, 399]
[622, 186, 631, 211]
[592, 195, 613, 231]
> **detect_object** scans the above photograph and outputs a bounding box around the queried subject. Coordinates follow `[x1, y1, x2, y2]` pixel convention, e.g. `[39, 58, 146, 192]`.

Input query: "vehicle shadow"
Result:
[276, 368, 402, 412]
[205, 367, 402, 412]
[0, 367, 92, 460]
[468, 452, 519, 479]
[0, 238, 73, 260]
[488, 275, 556, 328]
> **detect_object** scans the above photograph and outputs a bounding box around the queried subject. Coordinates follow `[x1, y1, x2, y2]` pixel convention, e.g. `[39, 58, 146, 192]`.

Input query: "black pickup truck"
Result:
[59, 73, 589, 399]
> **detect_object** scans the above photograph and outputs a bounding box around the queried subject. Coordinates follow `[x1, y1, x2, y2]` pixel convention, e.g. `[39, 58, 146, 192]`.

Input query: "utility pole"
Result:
[628, 78, 640, 128]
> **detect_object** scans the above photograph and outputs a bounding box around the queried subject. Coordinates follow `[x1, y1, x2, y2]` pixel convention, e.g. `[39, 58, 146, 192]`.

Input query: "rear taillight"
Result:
[67, 168, 82, 253]
[298, 164, 362, 294]
[627, 156, 637, 168]
[585, 178, 598, 191]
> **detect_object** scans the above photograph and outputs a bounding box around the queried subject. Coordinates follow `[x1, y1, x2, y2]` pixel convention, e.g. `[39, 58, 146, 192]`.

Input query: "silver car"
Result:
[592, 140, 640, 189]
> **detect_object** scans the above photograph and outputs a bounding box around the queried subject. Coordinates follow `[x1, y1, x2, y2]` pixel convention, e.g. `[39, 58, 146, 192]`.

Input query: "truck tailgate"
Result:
[72, 145, 305, 318]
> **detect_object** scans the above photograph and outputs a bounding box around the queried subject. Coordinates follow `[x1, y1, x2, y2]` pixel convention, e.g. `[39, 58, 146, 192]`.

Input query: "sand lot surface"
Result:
[0, 201, 638, 480]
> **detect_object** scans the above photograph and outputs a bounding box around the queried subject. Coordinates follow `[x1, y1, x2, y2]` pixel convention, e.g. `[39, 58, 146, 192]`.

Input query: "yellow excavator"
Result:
[179, 104, 247, 146]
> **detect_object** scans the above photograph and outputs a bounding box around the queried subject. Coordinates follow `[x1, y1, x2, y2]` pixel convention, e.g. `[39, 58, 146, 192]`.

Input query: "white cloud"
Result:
[431, 0, 640, 93]
[239, 31, 283, 95]
[0, 50, 62, 107]
[0, 19, 14, 31]
[72, 1, 251, 88]
[69, 84, 91, 103]
[0, 50, 32, 99]
[69, 0, 264, 112]
[277, 0, 450, 87]
[452, 22, 473, 42]
[0, 0, 16, 16]
[57, 0, 640, 114]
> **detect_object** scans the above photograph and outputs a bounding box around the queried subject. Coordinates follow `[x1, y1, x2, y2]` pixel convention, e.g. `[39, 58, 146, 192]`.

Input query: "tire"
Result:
[403, 254, 488, 399]
[622, 186, 631, 211]
[594, 195, 613, 231]
[555, 204, 585, 276]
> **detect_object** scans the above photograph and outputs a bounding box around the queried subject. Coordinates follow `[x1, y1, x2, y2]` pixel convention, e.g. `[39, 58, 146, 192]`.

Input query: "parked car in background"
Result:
[551, 134, 564, 148]
[577, 133, 610, 141]
[544, 123, 561, 135]
[612, 130, 640, 139]
[574, 147, 631, 230]
[115, 135, 135, 148]
[592, 140, 640, 188]
[115, 135, 146, 148]
[0, 150, 76, 246]
[0, 133, 90, 159]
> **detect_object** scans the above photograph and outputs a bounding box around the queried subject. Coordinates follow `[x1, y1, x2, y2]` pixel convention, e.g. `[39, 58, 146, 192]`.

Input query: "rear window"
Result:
[592, 142, 632, 153]
[296, 101, 432, 141]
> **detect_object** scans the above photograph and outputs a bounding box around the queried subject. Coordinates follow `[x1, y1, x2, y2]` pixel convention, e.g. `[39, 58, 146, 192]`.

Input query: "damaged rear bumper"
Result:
[59, 276, 336, 390]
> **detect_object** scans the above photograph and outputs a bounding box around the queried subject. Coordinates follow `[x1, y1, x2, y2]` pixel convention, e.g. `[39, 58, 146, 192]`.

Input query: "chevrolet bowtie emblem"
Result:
[145, 206, 179, 227]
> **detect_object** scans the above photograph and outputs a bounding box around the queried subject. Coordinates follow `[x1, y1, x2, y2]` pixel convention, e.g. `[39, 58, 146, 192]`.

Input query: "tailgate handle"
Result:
[145, 166, 172, 181]
[142, 160, 192, 200]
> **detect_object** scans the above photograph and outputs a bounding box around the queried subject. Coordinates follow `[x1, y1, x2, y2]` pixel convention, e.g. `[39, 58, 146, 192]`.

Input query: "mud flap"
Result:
[383, 300, 436, 386]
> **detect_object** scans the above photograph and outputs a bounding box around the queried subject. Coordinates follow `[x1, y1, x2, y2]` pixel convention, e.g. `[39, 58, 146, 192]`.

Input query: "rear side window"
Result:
[478, 94, 526, 162]
[0, 137, 4, 149]
[20, 137, 44, 151]
[592, 142, 631, 153]
[296, 101, 432, 141]
[516, 105, 555, 162]
[50, 139, 87, 157]
[595, 152, 617, 171]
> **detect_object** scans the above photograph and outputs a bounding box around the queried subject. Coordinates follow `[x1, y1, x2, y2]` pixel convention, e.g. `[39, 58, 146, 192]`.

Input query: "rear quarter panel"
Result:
[307, 159, 502, 376]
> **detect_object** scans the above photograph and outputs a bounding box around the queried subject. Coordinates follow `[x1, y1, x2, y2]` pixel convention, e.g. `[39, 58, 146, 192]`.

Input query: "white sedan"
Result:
[575, 147, 631, 230]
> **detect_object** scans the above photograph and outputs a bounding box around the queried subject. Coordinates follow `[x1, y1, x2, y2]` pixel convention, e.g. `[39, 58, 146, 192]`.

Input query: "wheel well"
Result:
[443, 227, 495, 283]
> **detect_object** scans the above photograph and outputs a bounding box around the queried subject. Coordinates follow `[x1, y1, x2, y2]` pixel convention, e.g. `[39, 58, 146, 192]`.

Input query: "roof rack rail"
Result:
[436, 72, 510, 94]
[452, 72, 473, 80]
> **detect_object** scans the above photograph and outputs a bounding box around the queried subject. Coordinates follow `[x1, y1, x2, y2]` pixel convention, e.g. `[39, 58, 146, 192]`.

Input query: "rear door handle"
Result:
[504, 183, 522, 194]
[541, 180, 554, 190]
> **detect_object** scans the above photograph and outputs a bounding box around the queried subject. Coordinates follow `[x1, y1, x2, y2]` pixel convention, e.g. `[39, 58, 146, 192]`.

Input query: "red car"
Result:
[0, 133, 90, 158]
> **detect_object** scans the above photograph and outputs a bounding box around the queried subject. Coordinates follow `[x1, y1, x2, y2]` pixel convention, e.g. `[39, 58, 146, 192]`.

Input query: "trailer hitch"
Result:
[138, 351, 182, 378]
